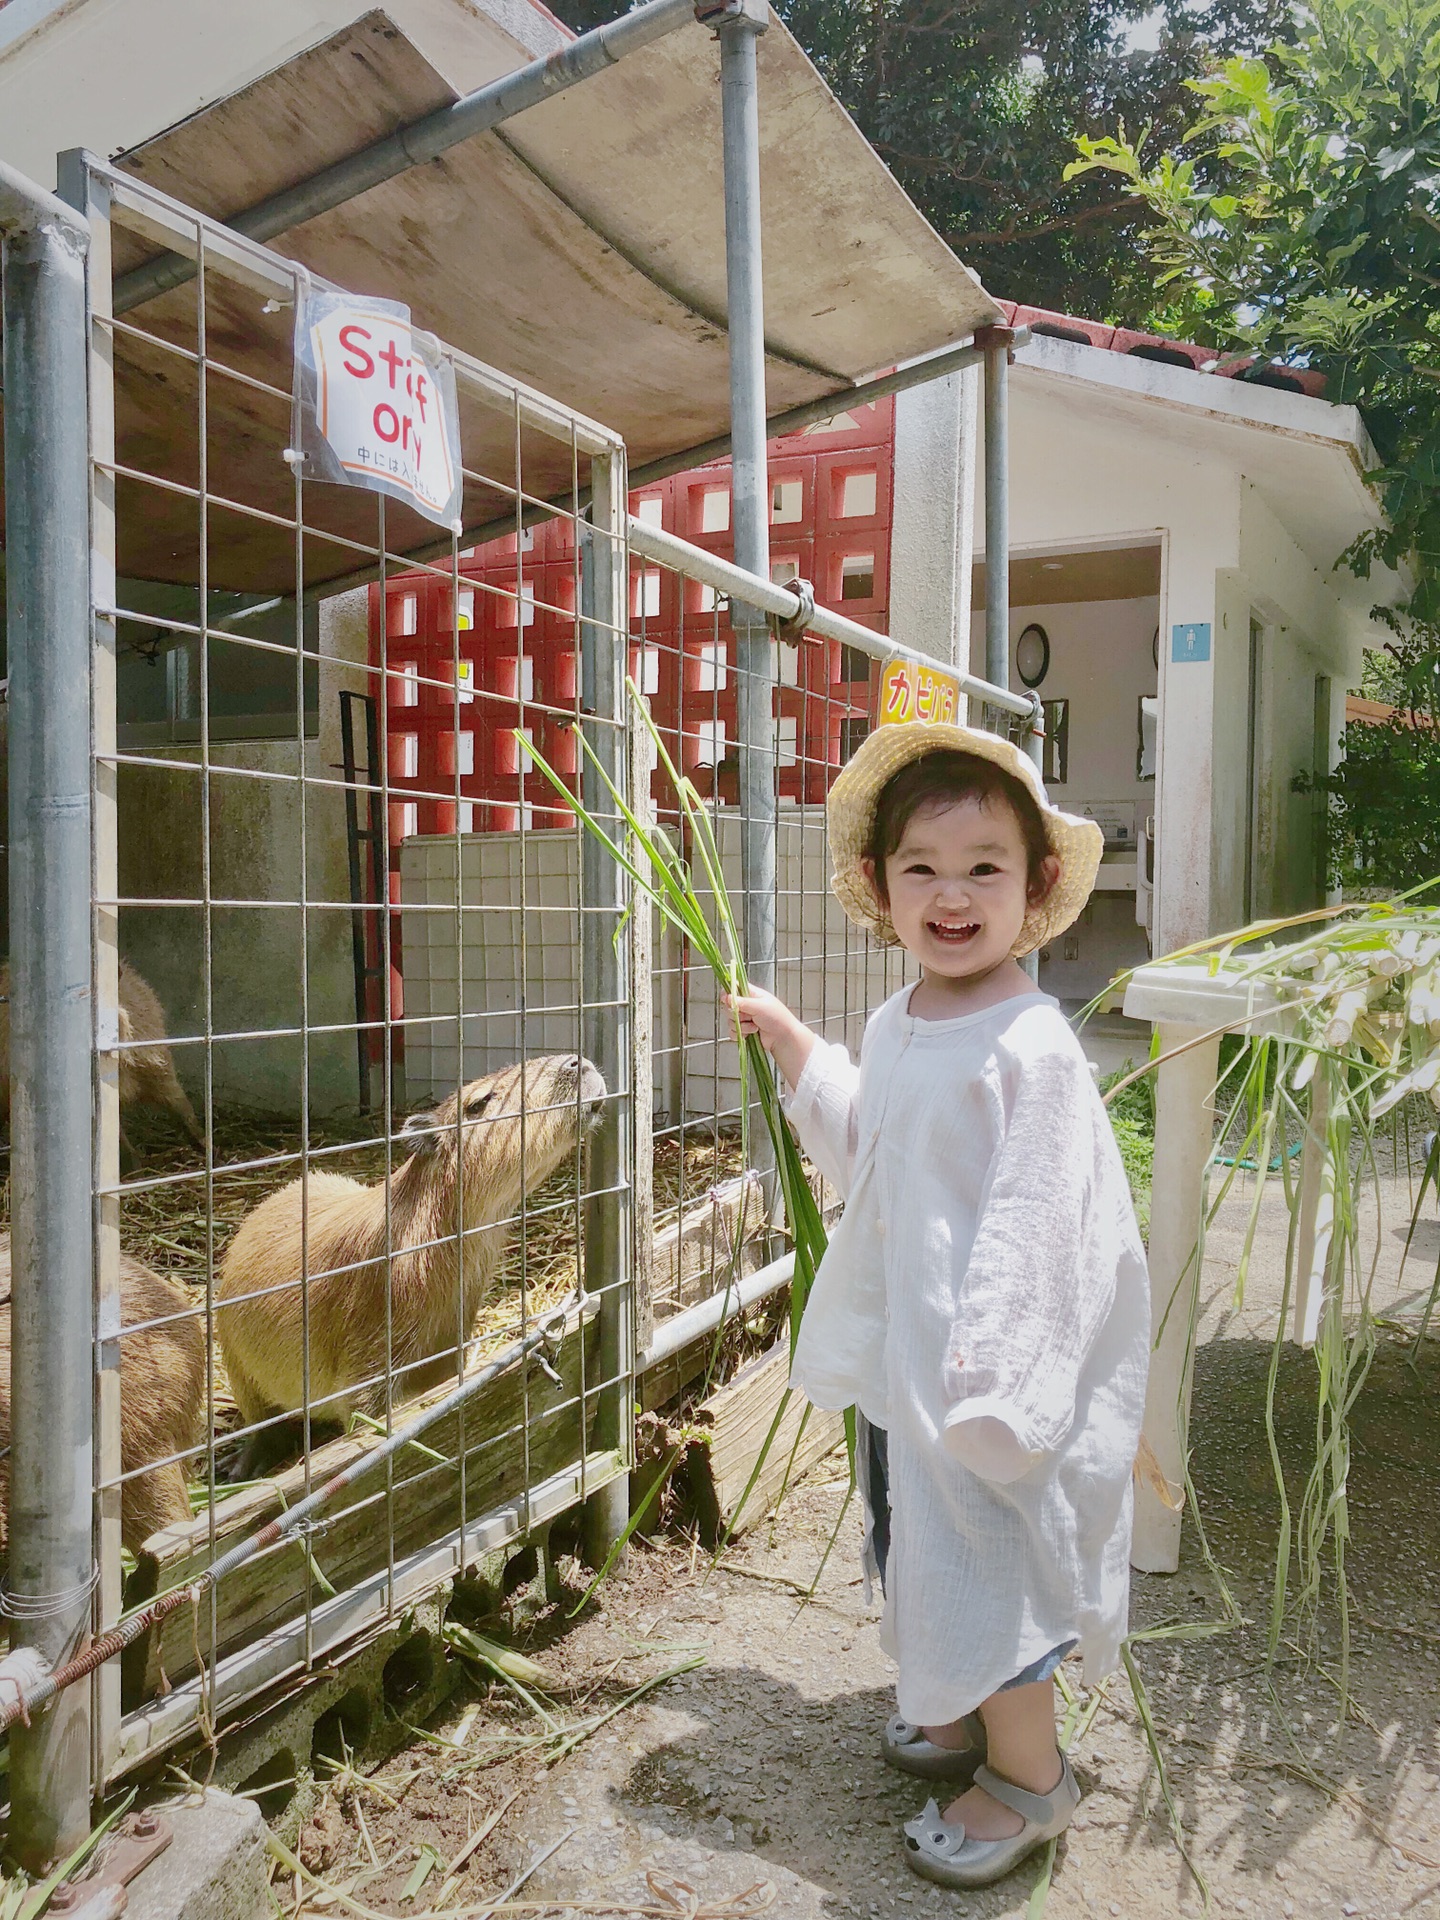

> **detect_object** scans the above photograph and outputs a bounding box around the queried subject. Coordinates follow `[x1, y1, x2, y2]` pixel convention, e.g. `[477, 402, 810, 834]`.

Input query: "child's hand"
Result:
[722, 987, 817, 1090]
[723, 984, 796, 1045]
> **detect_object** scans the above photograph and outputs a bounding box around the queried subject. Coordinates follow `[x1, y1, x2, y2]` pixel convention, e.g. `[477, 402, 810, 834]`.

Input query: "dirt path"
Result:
[283, 1111, 1440, 1920]
[293, 1307, 1440, 1920]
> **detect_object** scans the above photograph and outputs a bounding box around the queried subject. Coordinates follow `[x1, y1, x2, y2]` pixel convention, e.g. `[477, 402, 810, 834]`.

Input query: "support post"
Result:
[977, 326, 1040, 976]
[711, 0, 777, 1226]
[580, 451, 633, 1564]
[0, 160, 95, 1866]
[1132, 1022, 1219, 1573]
[714, 0, 774, 1001]
[980, 328, 1012, 693]
[628, 705, 657, 1362]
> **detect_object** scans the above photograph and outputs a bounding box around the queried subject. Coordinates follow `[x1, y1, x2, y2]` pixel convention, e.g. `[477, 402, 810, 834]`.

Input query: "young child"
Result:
[726, 722, 1149, 1890]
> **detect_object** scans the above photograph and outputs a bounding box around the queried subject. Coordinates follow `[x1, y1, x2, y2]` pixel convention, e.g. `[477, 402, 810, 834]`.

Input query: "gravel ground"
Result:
[289, 1139, 1440, 1920]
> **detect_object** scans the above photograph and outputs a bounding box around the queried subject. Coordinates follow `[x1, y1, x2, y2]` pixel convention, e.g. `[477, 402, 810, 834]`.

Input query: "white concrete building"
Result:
[891, 323, 1397, 1010]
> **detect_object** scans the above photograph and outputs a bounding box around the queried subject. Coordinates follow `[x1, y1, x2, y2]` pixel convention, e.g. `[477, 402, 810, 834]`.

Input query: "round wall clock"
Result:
[1016, 622, 1050, 689]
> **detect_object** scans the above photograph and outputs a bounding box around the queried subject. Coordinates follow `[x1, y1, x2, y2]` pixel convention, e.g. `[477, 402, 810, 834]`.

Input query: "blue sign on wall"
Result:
[1171, 622, 1212, 663]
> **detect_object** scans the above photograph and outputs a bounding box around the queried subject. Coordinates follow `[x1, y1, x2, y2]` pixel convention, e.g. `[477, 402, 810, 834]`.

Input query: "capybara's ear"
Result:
[398, 1109, 444, 1157]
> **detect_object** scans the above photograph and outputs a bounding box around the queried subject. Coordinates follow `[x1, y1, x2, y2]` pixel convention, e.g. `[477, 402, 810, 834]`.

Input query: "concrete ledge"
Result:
[126, 1792, 269, 1920]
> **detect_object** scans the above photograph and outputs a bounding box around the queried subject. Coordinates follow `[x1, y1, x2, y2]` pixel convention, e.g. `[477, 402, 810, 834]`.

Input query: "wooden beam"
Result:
[123, 1311, 598, 1703]
[686, 1342, 845, 1540]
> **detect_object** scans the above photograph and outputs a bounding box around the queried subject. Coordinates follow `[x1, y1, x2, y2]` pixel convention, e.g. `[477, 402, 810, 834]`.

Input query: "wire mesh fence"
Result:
[19, 155, 637, 1790]
[0, 153, 1033, 1836]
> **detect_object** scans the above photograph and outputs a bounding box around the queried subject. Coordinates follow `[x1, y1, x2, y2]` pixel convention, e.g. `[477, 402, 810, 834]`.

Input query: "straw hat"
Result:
[827, 722, 1104, 957]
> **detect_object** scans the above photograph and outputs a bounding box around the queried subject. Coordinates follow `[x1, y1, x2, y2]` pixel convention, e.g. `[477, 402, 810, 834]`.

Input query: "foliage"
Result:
[1068, 0, 1440, 619]
[0, 1794, 135, 1920]
[1101, 1063, 1156, 1233]
[1299, 622, 1440, 890]
[1307, 714, 1440, 892]
[545, 0, 1292, 321]
[519, 689, 844, 1550]
[1109, 1113, 1154, 1234]
[1115, 898, 1440, 1675]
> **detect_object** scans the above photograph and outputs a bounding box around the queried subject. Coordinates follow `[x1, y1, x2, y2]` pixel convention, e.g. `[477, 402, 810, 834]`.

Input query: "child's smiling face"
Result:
[864, 794, 1057, 983]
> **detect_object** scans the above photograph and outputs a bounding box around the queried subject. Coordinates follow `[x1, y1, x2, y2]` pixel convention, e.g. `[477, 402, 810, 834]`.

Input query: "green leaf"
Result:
[401, 1846, 442, 1902]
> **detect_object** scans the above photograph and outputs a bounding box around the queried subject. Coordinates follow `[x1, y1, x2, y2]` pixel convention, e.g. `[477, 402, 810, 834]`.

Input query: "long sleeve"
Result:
[940, 1045, 1122, 1481]
[782, 1037, 861, 1200]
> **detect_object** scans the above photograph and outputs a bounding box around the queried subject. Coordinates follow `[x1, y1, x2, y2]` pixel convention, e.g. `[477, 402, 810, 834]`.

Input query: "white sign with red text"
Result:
[293, 288, 463, 529]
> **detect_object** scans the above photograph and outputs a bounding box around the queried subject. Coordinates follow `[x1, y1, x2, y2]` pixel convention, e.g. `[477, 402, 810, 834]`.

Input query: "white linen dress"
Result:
[784, 985, 1150, 1726]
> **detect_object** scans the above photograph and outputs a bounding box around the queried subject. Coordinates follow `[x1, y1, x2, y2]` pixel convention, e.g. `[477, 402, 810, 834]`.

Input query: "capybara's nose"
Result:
[575, 1057, 607, 1111]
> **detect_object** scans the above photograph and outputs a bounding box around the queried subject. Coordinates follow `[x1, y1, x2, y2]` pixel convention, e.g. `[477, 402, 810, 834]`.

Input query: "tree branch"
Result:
[947, 197, 1138, 248]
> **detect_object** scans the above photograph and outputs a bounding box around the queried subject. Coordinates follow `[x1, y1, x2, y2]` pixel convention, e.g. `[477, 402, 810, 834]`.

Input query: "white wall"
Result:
[118, 587, 372, 1118]
[400, 809, 908, 1117]
[1205, 488, 1369, 928]
[967, 596, 1159, 822]
[964, 596, 1158, 1001]
[890, 367, 978, 670]
[960, 363, 1388, 955]
[967, 372, 1243, 955]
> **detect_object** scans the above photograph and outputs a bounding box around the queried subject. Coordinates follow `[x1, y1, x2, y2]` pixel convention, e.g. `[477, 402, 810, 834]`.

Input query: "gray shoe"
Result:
[881, 1710, 986, 1782]
[902, 1753, 1081, 1889]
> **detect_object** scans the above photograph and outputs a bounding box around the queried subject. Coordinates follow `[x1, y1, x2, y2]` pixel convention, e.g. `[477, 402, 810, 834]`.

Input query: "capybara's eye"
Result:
[464, 1091, 495, 1118]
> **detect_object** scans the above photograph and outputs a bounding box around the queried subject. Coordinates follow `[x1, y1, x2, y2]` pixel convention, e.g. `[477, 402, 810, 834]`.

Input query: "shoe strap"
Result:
[892, 1711, 986, 1753]
[974, 1756, 1070, 1826]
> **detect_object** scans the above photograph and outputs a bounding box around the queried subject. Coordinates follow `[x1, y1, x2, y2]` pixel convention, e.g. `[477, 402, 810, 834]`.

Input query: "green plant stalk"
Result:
[1110, 900, 1440, 1688]
[1121, 1642, 1210, 1909]
[518, 690, 848, 1539]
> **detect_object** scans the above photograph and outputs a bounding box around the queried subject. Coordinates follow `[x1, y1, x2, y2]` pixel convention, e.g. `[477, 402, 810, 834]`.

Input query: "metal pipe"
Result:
[0, 159, 94, 1868]
[301, 330, 1030, 608]
[978, 325, 1043, 979]
[579, 456, 633, 1562]
[981, 329, 1012, 693]
[625, 335, 1015, 493]
[626, 516, 1034, 717]
[641, 1249, 795, 1370]
[0, 1303, 589, 1737]
[112, 0, 701, 315]
[715, 0, 774, 1003]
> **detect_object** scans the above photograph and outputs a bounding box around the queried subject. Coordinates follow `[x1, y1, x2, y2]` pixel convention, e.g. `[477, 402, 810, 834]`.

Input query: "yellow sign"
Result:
[877, 657, 962, 726]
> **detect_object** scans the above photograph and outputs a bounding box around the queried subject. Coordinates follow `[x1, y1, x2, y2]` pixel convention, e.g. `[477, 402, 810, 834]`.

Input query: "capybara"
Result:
[0, 1235, 205, 1555]
[0, 959, 203, 1157]
[216, 1054, 607, 1474]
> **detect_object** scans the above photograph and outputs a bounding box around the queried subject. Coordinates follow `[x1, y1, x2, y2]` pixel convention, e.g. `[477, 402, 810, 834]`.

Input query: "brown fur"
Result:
[216, 1055, 606, 1454]
[0, 1236, 205, 1555]
[0, 959, 203, 1152]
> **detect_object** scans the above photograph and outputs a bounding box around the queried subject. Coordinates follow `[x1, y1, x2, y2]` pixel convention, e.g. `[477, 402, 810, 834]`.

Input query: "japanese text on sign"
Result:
[878, 658, 962, 726]
[293, 288, 463, 530]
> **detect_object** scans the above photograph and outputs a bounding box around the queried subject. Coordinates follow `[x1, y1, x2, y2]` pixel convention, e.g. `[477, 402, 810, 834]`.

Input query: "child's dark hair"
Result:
[865, 751, 1055, 906]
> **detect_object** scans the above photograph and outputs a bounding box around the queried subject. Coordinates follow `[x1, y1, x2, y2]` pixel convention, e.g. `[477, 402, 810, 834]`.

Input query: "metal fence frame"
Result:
[0, 156, 96, 1871]
[0, 96, 1044, 1849]
[5, 152, 642, 1826]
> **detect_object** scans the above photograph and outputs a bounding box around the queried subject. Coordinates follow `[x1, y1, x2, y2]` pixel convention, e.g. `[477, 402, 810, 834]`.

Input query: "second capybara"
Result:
[0, 958, 203, 1157]
[0, 1235, 205, 1556]
[216, 1054, 606, 1474]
